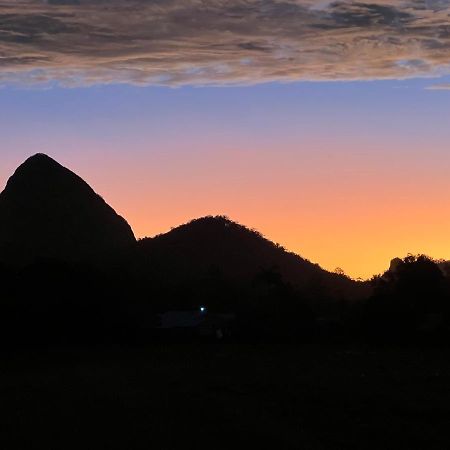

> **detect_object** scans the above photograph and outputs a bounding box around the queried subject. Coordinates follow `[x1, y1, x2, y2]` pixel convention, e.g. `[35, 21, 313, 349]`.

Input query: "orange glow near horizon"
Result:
[3, 141, 450, 280]
[32, 140, 448, 281]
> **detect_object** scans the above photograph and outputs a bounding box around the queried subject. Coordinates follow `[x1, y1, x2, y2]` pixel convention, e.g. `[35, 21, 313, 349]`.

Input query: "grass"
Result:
[1, 343, 450, 449]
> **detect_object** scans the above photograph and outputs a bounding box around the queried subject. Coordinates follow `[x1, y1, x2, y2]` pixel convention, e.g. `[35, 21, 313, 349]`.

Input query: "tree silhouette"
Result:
[364, 254, 448, 339]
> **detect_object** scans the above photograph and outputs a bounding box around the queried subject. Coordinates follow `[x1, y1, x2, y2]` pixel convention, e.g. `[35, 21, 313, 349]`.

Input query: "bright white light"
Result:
[200, 307, 206, 312]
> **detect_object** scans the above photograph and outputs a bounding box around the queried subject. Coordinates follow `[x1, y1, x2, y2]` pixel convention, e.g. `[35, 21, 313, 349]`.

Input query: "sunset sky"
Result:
[1, 0, 450, 279]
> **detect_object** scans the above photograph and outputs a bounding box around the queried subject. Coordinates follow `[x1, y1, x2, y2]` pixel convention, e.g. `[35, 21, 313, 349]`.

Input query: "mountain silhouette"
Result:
[0, 154, 136, 265]
[138, 216, 367, 304]
[0, 155, 367, 309]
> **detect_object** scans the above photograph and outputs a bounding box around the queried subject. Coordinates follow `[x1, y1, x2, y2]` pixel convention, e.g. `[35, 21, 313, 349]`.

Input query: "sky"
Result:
[1, 0, 450, 279]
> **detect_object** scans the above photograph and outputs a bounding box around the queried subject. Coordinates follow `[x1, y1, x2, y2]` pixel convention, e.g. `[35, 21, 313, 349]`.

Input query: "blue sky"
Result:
[2, 77, 450, 278]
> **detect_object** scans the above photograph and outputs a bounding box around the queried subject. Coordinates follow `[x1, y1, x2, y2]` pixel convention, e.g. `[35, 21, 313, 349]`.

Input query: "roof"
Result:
[157, 310, 236, 329]
[157, 311, 205, 329]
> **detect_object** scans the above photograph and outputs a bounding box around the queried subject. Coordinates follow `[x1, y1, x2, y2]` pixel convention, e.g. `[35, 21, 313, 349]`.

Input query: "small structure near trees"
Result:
[157, 307, 235, 339]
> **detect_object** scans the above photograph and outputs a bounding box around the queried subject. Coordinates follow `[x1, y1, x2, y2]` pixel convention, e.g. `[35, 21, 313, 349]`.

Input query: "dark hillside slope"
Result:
[138, 216, 369, 307]
[0, 154, 136, 265]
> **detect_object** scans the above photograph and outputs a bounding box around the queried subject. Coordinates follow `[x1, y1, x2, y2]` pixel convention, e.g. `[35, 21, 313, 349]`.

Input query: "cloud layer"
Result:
[0, 0, 450, 86]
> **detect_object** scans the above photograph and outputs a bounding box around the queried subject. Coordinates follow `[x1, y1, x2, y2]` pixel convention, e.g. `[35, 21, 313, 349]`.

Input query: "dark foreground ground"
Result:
[1, 343, 450, 450]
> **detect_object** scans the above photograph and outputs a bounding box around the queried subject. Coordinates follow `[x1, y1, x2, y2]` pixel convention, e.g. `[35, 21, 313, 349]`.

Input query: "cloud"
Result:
[426, 83, 450, 90]
[0, 0, 449, 86]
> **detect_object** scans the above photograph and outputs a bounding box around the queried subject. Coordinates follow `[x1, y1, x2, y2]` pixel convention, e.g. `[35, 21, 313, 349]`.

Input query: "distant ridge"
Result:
[0, 154, 136, 265]
[138, 215, 368, 302]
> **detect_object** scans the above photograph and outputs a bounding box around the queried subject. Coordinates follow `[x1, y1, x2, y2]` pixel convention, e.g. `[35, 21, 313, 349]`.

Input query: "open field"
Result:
[1, 344, 450, 450]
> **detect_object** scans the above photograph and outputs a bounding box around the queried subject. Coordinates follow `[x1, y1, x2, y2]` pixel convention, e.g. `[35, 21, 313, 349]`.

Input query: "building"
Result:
[157, 307, 235, 339]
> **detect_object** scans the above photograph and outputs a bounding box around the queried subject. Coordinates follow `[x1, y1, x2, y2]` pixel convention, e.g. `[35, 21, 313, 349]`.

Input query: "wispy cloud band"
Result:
[426, 83, 450, 90]
[1, 1, 450, 86]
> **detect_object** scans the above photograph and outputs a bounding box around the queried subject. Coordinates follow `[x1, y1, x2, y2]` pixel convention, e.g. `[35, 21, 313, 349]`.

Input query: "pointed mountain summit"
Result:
[0, 154, 136, 265]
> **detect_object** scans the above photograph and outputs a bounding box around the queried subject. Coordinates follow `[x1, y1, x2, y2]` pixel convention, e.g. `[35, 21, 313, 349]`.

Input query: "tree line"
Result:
[1, 254, 450, 347]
